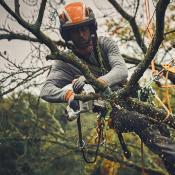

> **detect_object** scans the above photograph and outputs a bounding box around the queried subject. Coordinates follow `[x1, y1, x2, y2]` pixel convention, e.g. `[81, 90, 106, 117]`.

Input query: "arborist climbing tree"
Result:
[39, 2, 175, 174]
[0, 0, 175, 175]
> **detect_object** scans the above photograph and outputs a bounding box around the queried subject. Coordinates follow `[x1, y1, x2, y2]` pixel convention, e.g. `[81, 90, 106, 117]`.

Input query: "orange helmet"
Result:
[59, 2, 97, 41]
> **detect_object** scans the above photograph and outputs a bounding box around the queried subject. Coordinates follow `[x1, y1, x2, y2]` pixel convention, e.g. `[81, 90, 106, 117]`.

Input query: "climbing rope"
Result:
[138, 58, 175, 123]
[151, 59, 175, 116]
[144, 0, 154, 40]
[77, 111, 107, 163]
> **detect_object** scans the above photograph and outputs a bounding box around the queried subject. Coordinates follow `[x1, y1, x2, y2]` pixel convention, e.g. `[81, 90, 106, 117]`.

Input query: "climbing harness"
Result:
[77, 35, 108, 163]
[91, 34, 131, 159]
[91, 34, 110, 75]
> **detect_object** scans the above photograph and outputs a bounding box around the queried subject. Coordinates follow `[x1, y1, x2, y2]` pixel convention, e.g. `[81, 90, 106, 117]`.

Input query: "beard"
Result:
[74, 37, 91, 49]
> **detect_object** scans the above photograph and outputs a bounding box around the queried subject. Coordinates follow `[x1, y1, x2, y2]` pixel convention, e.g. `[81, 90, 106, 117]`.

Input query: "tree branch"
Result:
[134, 0, 140, 18]
[0, 33, 39, 42]
[0, 32, 66, 48]
[0, 66, 49, 97]
[35, 0, 47, 29]
[122, 54, 141, 65]
[0, 0, 57, 53]
[122, 0, 170, 96]
[164, 28, 175, 35]
[122, 54, 175, 84]
[14, 0, 20, 16]
[47, 53, 108, 92]
[125, 98, 175, 129]
[108, 0, 147, 53]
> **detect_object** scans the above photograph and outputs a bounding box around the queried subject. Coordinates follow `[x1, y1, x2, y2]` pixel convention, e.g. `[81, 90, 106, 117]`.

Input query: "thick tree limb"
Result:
[47, 53, 108, 92]
[14, 0, 20, 16]
[122, 0, 170, 96]
[108, 0, 147, 53]
[125, 98, 175, 128]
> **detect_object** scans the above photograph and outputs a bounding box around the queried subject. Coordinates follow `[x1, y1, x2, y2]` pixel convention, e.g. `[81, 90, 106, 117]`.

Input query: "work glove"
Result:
[72, 76, 86, 94]
[64, 90, 79, 111]
[64, 90, 80, 121]
[97, 78, 113, 98]
[68, 94, 79, 111]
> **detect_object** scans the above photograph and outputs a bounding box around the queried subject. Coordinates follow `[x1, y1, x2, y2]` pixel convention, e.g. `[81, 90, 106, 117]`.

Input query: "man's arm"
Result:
[98, 37, 128, 89]
[40, 80, 69, 103]
[40, 61, 74, 103]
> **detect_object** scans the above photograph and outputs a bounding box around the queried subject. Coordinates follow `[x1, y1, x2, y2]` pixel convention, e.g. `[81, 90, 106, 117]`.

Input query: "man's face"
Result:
[69, 25, 91, 49]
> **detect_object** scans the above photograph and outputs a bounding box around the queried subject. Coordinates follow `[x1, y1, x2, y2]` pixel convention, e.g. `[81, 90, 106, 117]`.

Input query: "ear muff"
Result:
[59, 27, 70, 41]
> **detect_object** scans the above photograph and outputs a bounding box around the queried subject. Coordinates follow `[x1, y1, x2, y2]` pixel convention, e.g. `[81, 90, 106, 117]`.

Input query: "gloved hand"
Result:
[64, 90, 79, 121]
[97, 78, 113, 98]
[72, 76, 86, 94]
[68, 94, 79, 111]
[97, 77, 108, 86]
[64, 90, 79, 111]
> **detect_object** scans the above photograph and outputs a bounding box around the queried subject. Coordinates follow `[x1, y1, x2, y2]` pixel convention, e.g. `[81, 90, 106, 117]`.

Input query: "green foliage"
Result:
[0, 91, 171, 175]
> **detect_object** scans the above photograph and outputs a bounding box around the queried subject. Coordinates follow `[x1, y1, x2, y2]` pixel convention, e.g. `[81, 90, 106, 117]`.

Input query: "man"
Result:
[40, 1, 128, 115]
[40, 2, 175, 174]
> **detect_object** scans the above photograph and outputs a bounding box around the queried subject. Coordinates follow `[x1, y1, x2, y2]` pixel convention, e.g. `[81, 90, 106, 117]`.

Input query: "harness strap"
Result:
[91, 35, 111, 75]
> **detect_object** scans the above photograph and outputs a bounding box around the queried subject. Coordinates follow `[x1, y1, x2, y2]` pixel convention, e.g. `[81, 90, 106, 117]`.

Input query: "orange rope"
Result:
[150, 61, 169, 115]
[154, 93, 171, 119]
[162, 63, 175, 74]
[161, 85, 175, 88]
[151, 59, 159, 76]
[144, 0, 153, 40]
[164, 71, 172, 113]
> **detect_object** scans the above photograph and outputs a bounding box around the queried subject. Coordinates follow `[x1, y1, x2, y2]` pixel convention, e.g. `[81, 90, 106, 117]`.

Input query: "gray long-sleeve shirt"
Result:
[40, 36, 128, 103]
